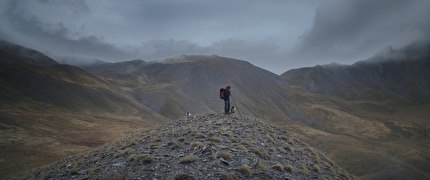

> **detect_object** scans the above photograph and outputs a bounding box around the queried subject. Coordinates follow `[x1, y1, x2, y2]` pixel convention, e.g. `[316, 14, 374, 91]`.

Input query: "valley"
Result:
[1, 40, 429, 179]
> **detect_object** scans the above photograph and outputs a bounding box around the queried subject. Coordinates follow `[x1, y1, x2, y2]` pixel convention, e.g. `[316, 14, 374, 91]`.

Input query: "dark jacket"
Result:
[223, 89, 231, 100]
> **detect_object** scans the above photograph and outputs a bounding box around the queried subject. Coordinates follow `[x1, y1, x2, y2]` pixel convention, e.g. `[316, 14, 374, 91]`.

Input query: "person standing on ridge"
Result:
[223, 86, 231, 114]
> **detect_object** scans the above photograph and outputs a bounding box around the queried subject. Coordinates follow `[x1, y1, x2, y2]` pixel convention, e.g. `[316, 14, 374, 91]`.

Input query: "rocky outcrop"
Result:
[22, 114, 351, 179]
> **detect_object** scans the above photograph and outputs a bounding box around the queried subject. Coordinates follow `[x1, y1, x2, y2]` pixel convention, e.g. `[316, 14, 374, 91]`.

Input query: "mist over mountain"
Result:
[282, 42, 430, 104]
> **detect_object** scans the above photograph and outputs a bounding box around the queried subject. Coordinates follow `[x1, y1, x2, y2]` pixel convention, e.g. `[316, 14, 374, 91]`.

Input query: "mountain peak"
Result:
[23, 114, 350, 179]
[154, 54, 250, 65]
[0, 40, 58, 67]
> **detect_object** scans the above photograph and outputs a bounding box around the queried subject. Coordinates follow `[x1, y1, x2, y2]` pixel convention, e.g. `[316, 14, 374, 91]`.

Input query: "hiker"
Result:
[223, 86, 231, 114]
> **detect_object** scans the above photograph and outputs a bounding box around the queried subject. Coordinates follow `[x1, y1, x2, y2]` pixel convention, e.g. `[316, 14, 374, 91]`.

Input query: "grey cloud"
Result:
[132, 38, 280, 61]
[0, 0, 130, 61]
[291, 0, 430, 65]
[135, 39, 209, 60]
[211, 39, 280, 56]
[127, 38, 286, 74]
[0, 0, 320, 74]
[36, 0, 90, 13]
[1, 0, 428, 74]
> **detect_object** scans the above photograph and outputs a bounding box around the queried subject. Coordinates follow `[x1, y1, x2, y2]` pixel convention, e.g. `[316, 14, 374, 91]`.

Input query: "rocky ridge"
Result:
[21, 114, 351, 179]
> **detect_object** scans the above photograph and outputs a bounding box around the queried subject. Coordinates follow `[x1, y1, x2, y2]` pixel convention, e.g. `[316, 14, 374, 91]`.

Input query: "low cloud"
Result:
[291, 0, 430, 66]
[0, 0, 130, 61]
[1, 0, 429, 74]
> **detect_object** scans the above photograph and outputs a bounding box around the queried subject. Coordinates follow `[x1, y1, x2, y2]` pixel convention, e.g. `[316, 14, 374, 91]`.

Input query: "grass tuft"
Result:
[312, 164, 321, 173]
[178, 137, 186, 142]
[220, 172, 236, 180]
[257, 159, 268, 171]
[300, 164, 310, 175]
[267, 135, 275, 143]
[230, 136, 238, 143]
[174, 173, 197, 180]
[218, 151, 232, 160]
[104, 173, 125, 180]
[238, 165, 252, 177]
[89, 166, 100, 175]
[251, 147, 269, 159]
[285, 165, 294, 173]
[237, 144, 248, 151]
[210, 136, 222, 142]
[141, 154, 154, 163]
[120, 148, 134, 156]
[279, 135, 288, 140]
[167, 141, 180, 150]
[68, 164, 79, 175]
[272, 163, 284, 172]
[286, 146, 295, 153]
[191, 141, 204, 148]
[195, 132, 206, 139]
[287, 138, 294, 145]
[152, 137, 162, 142]
[279, 147, 286, 153]
[179, 154, 198, 164]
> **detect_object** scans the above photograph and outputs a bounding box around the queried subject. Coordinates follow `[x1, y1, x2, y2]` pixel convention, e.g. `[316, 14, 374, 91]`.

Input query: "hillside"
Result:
[282, 42, 430, 103]
[280, 42, 430, 179]
[78, 50, 430, 179]
[0, 41, 169, 177]
[0, 40, 58, 67]
[80, 55, 293, 120]
[20, 114, 351, 179]
[2, 40, 430, 179]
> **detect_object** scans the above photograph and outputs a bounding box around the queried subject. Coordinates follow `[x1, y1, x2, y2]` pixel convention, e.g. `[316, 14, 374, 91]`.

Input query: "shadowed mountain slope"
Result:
[2, 40, 430, 179]
[280, 42, 430, 179]
[80, 55, 293, 120]
[0, 40, 58, 67]
[0, 41, 163, 115]
[282, 42, 430, 104]
[80, 50, 430, 179]
[0, 41, 169, 177]
[22, 114, 351, 179]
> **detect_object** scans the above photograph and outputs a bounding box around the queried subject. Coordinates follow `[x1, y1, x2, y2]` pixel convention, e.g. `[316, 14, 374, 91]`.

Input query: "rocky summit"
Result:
[21, 114, 351, 179]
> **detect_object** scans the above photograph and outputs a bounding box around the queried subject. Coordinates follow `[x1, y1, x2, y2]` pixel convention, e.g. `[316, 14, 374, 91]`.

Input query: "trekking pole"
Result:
[231, 95, 243, 119]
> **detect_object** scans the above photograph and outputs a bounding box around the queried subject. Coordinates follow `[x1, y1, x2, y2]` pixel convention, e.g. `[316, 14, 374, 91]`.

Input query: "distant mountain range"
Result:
[1, 39, 429, 179]
[79, 54, 292, 120]
[0, 40, 169, 177]
[0, 40, 162, 115]
[282, 42, 430, 104]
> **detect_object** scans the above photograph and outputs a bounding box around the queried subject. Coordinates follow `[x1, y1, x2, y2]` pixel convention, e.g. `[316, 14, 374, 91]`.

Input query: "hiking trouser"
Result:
[224, 99, 230, 113]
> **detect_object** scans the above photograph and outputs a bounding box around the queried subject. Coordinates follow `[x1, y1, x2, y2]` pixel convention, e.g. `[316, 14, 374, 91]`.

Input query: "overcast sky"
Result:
[1, 0, 429, 74]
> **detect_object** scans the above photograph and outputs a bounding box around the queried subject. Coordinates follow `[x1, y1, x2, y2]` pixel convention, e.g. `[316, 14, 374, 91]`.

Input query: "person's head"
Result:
[226, 85, 231, 90]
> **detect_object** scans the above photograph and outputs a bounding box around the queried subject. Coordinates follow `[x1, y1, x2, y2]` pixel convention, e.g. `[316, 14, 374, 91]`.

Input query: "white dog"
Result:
[186, 112, 192, 117]
[230, 106, 236, 113]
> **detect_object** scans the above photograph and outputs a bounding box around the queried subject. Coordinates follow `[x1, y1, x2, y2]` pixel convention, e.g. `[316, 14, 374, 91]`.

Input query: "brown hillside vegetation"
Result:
[20, 114, 351, 179]
[81, 53, 430, 179]
[2, 40, 430, 179]
[281, 43, 430, 179]
[0, 41, 169, 177]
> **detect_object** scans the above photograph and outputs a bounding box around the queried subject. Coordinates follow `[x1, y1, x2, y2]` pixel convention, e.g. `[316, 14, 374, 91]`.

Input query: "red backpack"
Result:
[219, 88, 225, 99]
